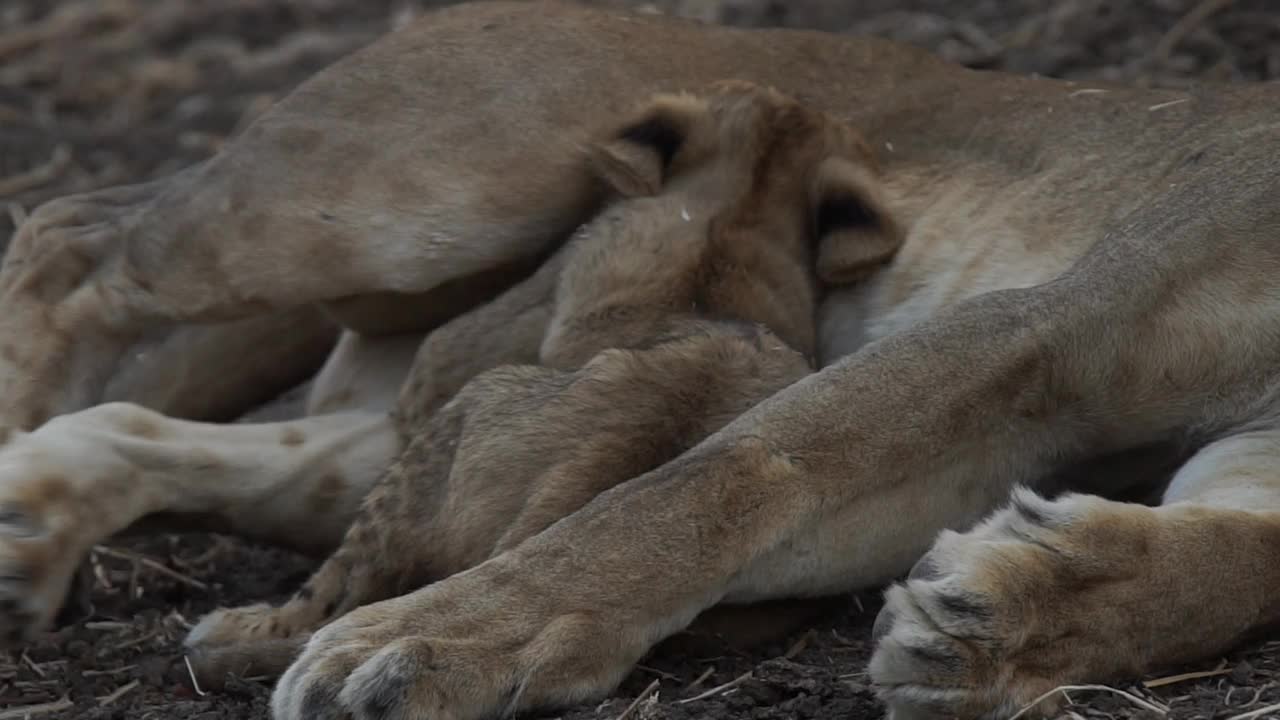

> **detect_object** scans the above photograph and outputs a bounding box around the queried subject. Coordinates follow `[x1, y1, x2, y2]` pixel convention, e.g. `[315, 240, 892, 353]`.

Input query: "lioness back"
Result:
[236, 2, 1276, 363]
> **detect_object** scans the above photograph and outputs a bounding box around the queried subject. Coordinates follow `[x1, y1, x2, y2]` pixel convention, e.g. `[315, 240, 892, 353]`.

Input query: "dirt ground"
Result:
[3, 1, 1280, 719]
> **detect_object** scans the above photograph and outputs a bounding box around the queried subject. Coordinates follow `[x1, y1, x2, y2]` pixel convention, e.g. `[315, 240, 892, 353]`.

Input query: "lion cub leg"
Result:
[185, 380, 489, 686]
[870, 428, 1280, 720]
[183, 259, 565, 685]
[187, 330, 811, 686]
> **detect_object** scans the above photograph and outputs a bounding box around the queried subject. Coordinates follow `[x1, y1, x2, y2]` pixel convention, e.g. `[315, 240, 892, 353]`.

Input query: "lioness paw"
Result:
[870, 489, 1157, 720]
[272, 566, 638, 720]
[0, 409, 183, 646]
[0, 448, 98, 646]
[0, 502, 68, 645]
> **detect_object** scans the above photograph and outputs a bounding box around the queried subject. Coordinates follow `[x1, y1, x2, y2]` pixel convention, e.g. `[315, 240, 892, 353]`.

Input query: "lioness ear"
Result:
[811, 157, 904, 284]
[589, 95, 707, 198]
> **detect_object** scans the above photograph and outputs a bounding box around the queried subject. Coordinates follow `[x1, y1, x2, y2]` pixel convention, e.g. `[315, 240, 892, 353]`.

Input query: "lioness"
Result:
[0, 2, 1279, 720]
[181, 80, 903, 683]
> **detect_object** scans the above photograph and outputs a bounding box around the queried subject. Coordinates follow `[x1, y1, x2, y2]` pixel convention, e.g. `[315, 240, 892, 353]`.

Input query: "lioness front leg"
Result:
[872, 430, 1280, 719]
[0, 403, 398, 645]
[266, 284, 1093, 720]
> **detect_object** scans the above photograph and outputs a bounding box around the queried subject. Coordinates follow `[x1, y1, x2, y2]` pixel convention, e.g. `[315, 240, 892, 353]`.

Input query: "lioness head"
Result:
[543, 82, 902, 366]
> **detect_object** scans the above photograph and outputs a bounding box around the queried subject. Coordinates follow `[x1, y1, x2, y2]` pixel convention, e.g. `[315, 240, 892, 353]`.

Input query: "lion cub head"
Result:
[541, 81, 902, 367]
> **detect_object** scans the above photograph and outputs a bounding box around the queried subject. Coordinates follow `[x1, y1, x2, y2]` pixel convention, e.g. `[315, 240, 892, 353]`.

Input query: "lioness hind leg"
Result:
[870, 430, 1280, 720]
[0, 156, 557, 431]
[0, 7, 606, 432]
[0, 403, 399, 647]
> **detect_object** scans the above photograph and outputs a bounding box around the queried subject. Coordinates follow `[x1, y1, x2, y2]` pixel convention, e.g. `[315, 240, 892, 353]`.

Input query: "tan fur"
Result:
[184, 83, 900, 681]
[0, 3, 1278, 720]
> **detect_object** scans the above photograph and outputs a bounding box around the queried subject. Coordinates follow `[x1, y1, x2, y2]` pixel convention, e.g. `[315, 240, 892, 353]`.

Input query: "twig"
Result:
[677, 671, 751, 704]
[1228, 701, 1280, 720]
[1153, 0, 1236, 63]
[94, 545, 209, 590]
[111, 629, 159, 650]
[171, 538, 230, 569]
[6, 203, 26, 228]
[92, 553, 113, 591]
[98, 679, 140, 706]
[783, 629, 815, 660]
[0, 145, 71, 197]
[128, 559, 142, 600]
[0, 697, 73, 719]
[635, 665, 678, 681]
[1227, 684, 1269, 709]
[83, 664, 138, 677]
[84, 621, 130, 632]
[685, 666, 714, 691]
[184, 654, 207, 696]
[1143, 661, 1230, 688]
[614, 678, 660, 720]
[1008, 684, 1168, 720]
[1148, 98, 1190, 112]
[20, 653, 46, 678]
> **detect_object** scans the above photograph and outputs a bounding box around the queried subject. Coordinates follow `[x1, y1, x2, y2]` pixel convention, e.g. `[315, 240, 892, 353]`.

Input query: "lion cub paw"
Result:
[870, 489, 1159, 720]
[185, 604, 311, 687]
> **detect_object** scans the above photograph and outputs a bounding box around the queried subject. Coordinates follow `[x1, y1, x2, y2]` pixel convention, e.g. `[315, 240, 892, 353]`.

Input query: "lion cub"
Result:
[186, 82, 903, 680]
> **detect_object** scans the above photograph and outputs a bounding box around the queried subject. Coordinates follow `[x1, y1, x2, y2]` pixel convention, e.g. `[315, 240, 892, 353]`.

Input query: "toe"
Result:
[274, 622, 375, 720]
[185, 635, 306, 690]
[0, 533, 67, 646]
[341, 638, 433, 720]
[298, 654, 364, 720]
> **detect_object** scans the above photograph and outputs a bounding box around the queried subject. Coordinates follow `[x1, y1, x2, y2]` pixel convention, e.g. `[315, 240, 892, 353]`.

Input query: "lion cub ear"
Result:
[589, 94, 708, 198]
[810, 157, 904, 284]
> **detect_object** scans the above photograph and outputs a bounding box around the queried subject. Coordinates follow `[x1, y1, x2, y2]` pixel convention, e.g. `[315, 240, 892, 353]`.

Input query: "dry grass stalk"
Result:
[1153, 0, 1237, 63]
[677, 671, 751, 704]
[782, 629, 815, 660]
[94, 545, 209, 590]
[1143, 661, 1230, 688]
[98, 678, 140, 706]
[1008, 684, 1168, 720]
[0, 696, 73, 719]
[0, 145, 70, 197]
[1228, 701, 1280, 720]
[684, 666, 714, 691]
[614, 678, 661, 720]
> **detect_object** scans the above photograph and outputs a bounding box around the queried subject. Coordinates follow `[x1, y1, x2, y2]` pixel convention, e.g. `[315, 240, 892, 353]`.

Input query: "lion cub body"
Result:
[363, 85, 901, 581]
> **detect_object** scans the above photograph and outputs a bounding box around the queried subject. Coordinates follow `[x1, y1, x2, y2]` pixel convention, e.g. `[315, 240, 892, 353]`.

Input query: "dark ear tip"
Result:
[815, 191, 880, 236]
[616, 112, 685, 167]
